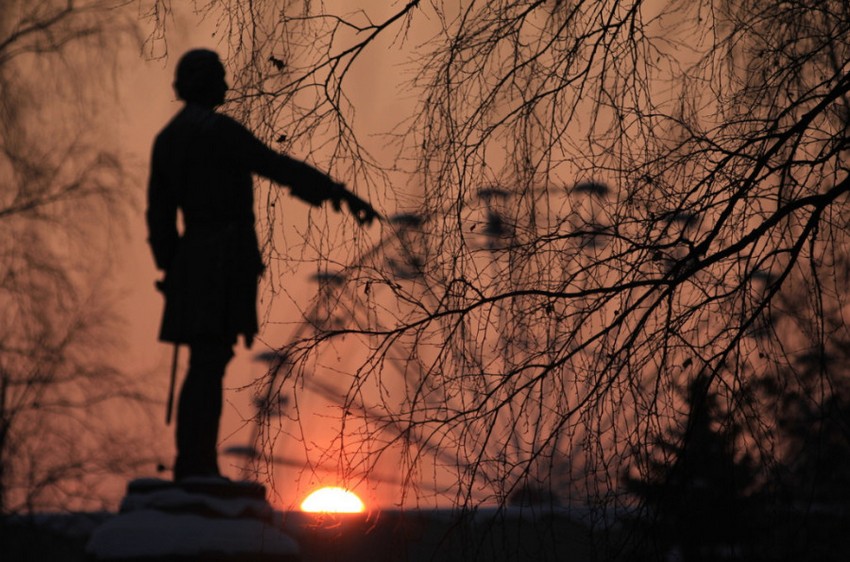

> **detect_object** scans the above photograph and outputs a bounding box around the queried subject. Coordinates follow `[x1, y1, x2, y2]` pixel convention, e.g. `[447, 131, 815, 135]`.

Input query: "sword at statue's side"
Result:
[165, 343, 179, 425]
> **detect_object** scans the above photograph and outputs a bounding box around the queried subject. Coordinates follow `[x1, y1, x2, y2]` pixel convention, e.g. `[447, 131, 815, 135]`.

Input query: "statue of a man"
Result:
[146, 49, 377, 481]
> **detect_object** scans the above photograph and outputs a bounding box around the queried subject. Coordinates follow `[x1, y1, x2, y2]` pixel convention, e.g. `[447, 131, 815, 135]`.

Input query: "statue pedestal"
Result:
[86, 477, 299, 561]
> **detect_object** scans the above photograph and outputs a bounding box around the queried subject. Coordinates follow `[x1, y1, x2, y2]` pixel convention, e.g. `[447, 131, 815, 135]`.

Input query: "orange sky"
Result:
[9, 0, 797, 515]
[109, 3, 439, 512]
[107, 0, 688, 512]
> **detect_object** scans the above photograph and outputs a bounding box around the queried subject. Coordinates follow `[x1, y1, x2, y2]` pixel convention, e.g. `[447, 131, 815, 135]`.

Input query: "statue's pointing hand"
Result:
[331, 183, 380, 226]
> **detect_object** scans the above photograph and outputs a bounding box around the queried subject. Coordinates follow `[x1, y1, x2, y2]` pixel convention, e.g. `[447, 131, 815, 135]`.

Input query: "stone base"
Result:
[86, 478, 299, 561]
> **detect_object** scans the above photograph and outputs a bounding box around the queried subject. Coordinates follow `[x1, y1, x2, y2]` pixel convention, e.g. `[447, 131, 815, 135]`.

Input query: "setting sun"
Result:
[300, 487, 365, 513]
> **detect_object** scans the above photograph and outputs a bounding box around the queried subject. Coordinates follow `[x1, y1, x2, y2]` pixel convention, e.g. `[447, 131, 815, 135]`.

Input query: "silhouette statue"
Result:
[146, 49, 378, 481]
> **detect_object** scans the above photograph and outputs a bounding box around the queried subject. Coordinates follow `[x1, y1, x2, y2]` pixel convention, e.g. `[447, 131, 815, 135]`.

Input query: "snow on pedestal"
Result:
[86, 477, 299, 561]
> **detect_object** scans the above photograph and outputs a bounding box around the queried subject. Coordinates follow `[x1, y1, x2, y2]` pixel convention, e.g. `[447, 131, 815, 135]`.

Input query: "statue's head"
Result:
[174, 49, 227, 108]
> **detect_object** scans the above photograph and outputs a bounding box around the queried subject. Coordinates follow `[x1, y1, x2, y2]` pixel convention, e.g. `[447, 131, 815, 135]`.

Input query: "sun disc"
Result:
[300, 487, 365, 513]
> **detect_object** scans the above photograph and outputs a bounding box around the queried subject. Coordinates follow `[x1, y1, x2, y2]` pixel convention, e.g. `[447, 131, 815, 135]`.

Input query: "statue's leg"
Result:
[174, 338, 234, 481]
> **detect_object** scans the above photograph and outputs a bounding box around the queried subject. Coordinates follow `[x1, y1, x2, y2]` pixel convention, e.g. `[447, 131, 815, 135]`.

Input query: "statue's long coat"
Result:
[147, 104, 334, 346]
